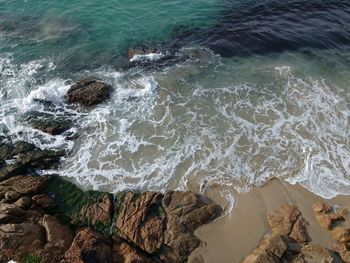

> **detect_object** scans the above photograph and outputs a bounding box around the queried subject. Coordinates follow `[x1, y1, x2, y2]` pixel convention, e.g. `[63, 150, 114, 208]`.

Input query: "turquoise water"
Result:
[0, 0, 350, 204]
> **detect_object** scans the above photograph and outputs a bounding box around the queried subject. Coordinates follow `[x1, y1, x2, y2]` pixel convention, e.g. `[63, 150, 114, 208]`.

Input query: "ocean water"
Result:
[0, 0, 350, 205]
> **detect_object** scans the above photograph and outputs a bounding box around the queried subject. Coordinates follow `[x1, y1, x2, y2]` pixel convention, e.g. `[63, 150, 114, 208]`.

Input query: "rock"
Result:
[81, 194, 112, 225]
[312, 202, 332, 214]
[4, 190, 21, 202]
[128, 48, 146, 59]
[289, 217, 309, 243]
[115, 191, 165, 254]
[32, 194, 55, 208]
[332, 227, 350, 243]
[267, 204, 301, 236]
[29, 118, 72, 135]
[15, 196, 32, 209]
[333, 242, 350, 263]
[162, 191, 222, 232]
[242, 233, 287, 263]
[64, 228, 112, 263]
[65, 78, 112, 106]
[0, 175, 47, 197]
[112, 237, 154, 263]
[0, 223, 45, 262]
[300, 244, 334, 262]
[42, 215, 74, 249]
[0, 203, 25, 223]
[315, 213, 344, 230]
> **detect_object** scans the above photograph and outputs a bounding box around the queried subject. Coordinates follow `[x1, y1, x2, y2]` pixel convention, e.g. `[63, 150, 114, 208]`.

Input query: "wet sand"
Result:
[190, 179, 350, 263]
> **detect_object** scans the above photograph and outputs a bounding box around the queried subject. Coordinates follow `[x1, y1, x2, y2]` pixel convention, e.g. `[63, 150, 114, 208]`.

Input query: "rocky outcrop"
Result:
[242, 203, 342, 263]
[313, 201, 345, 230]
[65, 78, 112, 106]
[115, 190, 222, 263]
[0, 139, 64, 182]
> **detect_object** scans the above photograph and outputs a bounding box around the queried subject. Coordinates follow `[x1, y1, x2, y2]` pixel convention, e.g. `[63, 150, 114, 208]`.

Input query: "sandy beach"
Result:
[191, 179, 350, 263]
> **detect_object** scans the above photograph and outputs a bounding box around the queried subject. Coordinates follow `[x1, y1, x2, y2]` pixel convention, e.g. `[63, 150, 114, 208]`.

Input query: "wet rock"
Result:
[0, 223, 45, 261]
[289, 217, 309, 243]
[332, 227, 350, 243]
[242, 233, 287, 263]
[81, 194, 112, 225]
[0, 203, 26, 223]
[300, 244, 334, 262]
[64, 228, 112, 263]
[128, 48, 146, 59]
[42, 214, 74, 249]
[312, 201, 332, 214]
[29, 118, 72, 135]
[65, 78, 112, 106]
[32, 194, 55, 209]
[4, 190, 21, 203]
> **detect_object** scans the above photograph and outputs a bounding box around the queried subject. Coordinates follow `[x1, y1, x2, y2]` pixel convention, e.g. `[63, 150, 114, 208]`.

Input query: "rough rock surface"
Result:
[332, 227, 350, 244]
[65, 78, 112, 106]
[63, 228, 112, 263]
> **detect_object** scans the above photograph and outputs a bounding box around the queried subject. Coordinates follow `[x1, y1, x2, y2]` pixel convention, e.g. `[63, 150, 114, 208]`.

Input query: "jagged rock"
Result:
[300, 244, 334, 262]
[267, 204, 302, 238]
[42, 214, 74, 249]
[115, 191, 165, 254]
[4, 190, 21, 203]
[290, 217, 309, 243]
[115, 191, 221, 262]
[81, 194, 112, 225]
[332, 227, 350, 243]
[312, 202, 332, 214]
[65, 79, 112, 106]
[333, 242, 350, 263]
[63, 228, 112, 263]
[0, 175, 48, 198]
[15, 196, 32, 209]
[112, 237, 155, 263]
[29, 118, 72, 135]
[32, 194, 55, 208]
[315, 213, 344, 230]
[242, 233, 287, 263]
[0, 223, 45, 261]
[163, 191, 222, 232]
[0, 203, 26, 223]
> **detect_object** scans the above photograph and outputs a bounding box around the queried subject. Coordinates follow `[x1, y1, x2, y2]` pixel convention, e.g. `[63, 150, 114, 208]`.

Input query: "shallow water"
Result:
[0, 0, 350, 205]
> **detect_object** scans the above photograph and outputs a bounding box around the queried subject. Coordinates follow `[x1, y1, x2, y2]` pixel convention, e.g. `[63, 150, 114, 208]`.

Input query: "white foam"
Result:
[130, 52, 164, 62]
[25, 79, 70, 104]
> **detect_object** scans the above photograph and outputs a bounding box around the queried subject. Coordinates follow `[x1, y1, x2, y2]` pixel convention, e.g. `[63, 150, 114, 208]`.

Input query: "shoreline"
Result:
[191, 179, 350, 263]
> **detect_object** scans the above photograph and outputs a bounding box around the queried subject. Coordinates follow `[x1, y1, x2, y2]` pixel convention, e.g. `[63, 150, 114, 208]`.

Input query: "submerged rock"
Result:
[65, 78, 112, 106]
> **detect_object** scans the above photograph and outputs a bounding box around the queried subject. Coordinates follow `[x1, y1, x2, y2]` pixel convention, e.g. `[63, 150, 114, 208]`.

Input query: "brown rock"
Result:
[0, 223, 45, 261]
[332, 227, 350, 243]
[4, 190, 20, 202]
[312, 201, 332, 214]
[32, 194, 55, 208]
[65, 79, 112, 106]
[163, 191, 222, 232]
[116, 192, 165, 254]
[290, 217, 309, 243]
[300, 244, 334, 262]
[241, 234, 287, 263]
[316, 213, 344, 230]
[0, 203, 26, 223]
[64, 228, 112, 263]
[0, 175, 47, 198]
[14, 196, 32, 209]
[42, 215, 74, 249]
[81, 194, 112, 225]
[267, 203, 300, 236]
[112, 238, 154, 263]
[128, 48, 145, 59]
[333, 242, 350, 263]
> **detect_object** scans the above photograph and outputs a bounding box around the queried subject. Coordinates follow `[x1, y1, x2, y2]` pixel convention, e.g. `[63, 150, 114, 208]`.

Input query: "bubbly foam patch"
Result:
[130, 52, 164, 62]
